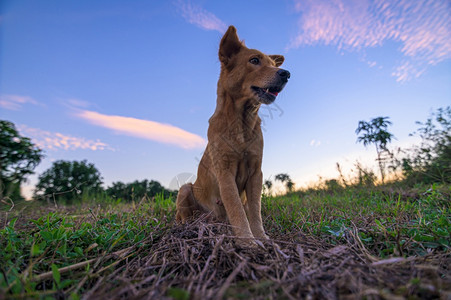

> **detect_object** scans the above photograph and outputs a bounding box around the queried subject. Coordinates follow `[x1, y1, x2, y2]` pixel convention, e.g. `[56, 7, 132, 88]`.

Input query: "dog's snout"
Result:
[277, 69, 290, 81]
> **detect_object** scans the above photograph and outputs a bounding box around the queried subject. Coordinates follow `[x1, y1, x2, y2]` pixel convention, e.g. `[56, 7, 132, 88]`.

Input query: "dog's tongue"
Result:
[266, 89, 278, 96]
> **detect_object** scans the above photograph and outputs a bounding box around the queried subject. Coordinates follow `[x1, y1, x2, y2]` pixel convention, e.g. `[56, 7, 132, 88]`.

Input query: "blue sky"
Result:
[1, 0, 450, 197]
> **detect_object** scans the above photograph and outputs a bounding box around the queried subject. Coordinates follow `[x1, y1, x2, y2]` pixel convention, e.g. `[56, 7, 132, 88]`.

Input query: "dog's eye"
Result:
[249, 57, 260, 65]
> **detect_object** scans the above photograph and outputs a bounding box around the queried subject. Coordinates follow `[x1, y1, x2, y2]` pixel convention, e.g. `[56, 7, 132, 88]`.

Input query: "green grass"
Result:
[1, 193, 175, 298]
[263, 184, 450, 257]
[0, 185, 449, 298]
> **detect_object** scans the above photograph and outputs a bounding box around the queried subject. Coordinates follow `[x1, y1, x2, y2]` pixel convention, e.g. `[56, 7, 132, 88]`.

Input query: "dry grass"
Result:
[82, 217, 450, 300]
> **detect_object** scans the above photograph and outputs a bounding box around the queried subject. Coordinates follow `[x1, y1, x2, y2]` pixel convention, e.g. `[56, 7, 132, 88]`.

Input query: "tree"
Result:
[356, 117, 394, 184]
[0, 120, 43, 200]
[263, 179, 273, 195]
[324, 179, 343, 191]
[106, 179, 172, 202]
[34, 160, 103, 204]
[275, 173, 294, 193]
[107, 181, 128, 200]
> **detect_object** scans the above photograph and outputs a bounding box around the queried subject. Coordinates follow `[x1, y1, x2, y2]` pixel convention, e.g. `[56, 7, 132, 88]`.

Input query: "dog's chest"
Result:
[235, 153, 256, 193]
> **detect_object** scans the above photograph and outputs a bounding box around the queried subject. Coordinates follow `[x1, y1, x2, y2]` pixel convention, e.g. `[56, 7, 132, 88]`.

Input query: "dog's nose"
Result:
[277, 69, 290, 81]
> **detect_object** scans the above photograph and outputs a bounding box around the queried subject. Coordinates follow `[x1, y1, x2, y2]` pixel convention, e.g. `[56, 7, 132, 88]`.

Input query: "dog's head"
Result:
[218, 26, 290, 105]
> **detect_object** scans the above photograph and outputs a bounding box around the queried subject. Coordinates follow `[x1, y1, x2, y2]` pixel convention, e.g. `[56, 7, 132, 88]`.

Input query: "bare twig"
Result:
[1, 196, 15, 211]
[217, 259, 247, 298]
[31, 246, 134, 282]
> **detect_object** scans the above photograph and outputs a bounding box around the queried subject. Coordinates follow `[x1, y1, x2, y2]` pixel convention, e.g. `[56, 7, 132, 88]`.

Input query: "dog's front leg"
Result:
[245, 169, 269, 240]
[216, 172, 255, 246]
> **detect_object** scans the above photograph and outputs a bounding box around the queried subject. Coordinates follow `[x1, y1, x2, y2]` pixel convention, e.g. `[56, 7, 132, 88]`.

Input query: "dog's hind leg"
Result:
[176, 183, 202, 223]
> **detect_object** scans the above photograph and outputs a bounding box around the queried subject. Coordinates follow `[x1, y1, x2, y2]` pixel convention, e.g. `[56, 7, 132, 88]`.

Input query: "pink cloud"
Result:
[175, 0, 227, 33]
[76, 110, 206, 149]
[289, 0, 451, 82]
[18, 125, 112, 151]
[0, 95, 41, 110]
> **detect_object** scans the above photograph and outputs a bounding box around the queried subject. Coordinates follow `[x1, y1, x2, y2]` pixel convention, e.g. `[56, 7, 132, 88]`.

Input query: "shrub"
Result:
[402, 107, 451, 184]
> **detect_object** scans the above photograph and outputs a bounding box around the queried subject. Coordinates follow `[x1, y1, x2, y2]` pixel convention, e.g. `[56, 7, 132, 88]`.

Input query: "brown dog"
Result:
[176, 26, 290, 247]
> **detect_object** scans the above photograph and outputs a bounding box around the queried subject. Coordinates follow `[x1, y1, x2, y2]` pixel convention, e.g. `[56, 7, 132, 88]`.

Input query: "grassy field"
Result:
[1, 184, 450, 299]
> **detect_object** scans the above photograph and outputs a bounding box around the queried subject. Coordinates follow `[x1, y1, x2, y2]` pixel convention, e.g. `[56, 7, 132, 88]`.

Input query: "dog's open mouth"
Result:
[251, 86, 281, 104]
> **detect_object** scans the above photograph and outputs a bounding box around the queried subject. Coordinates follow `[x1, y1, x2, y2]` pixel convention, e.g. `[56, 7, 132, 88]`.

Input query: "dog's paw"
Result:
[256, 233, 270, 241]
[235, 237, 258, 249]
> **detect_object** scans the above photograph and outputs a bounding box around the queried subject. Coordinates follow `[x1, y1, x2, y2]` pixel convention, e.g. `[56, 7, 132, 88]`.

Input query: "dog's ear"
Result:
[219, 26, 243, 65]
[269, 55, 284, 67]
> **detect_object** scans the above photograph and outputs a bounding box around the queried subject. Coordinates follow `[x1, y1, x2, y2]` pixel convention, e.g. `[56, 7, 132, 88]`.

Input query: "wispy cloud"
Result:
[76, 110, 206, 149]
[391, 61, 425, 83]
[175, 0, 227, 33]
[19, 125, 113, 151]
[0, 95, 42, 110]
[288, 0, 451, 82]
[310, 139, 321, 147]
[66, 98, 93, 109]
